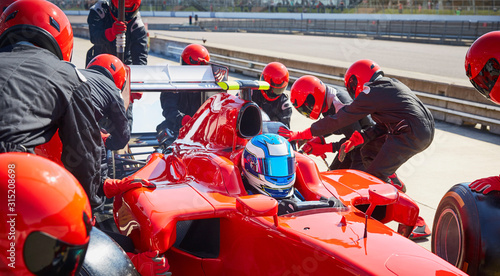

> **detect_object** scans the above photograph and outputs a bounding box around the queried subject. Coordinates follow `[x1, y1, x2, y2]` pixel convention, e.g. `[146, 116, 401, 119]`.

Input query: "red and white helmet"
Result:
[180, 44, 210, 65]
[344, 59, 384, 98]
[290, 75, 327, 120]
[87, 54, 127, 90]
[0, 153, 92, 275]
[465, 31, 500, 104]
[0, 0, 74, 61]
[259, 62, 289, 101]
[110, 0, 141, 21]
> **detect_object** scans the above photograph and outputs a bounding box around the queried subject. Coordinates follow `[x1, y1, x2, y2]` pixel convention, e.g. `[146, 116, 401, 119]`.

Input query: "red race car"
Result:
[102, 64, 467, 275]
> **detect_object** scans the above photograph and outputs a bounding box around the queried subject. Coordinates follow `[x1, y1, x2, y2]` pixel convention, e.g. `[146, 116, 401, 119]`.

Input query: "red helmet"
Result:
[344, 59, 384, 98]
[260, 62, 289, 101]
[87, 54, 127, 90]
[290, 75, 327, 120]
[465, 31, 500, 104]
[0, 153, 92, 275]
[181, 44, 210, 65]
[0, 0, 17, 15]
[0, 0, 73, 62]
[110, 0, 141, 22]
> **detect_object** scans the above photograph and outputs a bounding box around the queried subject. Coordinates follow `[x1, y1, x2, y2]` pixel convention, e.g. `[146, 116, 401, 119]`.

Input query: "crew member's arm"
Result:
[129, 15, 148, 65]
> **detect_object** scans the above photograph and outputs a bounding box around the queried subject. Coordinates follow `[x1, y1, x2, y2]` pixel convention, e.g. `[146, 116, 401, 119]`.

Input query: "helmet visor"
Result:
[293, 94, 316, 118]
[24, 231, 88, 275]
[346, 74, 358, 98]
[264, 86, 286, 100]
[467, 58, 499, 100]
[245, 154, 295, 177]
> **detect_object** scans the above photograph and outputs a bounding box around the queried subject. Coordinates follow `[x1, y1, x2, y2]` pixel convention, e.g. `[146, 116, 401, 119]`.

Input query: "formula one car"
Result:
[101, 64, 467, 275]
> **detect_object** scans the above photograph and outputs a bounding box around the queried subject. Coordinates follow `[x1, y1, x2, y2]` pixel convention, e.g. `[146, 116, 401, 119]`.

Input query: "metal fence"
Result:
[193, 18, 500, 45]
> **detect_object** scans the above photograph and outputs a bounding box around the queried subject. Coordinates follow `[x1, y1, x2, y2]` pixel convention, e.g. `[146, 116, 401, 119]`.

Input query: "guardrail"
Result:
[71, 26, 500, 135]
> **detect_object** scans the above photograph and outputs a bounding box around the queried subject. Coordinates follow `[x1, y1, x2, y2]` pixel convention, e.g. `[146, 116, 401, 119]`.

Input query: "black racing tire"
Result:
[432, 183, 500, 276]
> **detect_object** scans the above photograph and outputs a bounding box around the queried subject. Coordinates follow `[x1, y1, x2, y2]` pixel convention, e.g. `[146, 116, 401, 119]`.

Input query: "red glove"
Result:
[103, 177, 155, 198]
[105, 21, 127, 41]
[469, 175, 500, 194]
[130, 92, 143, 103]
[181, 115, 192, 126]
[278, 126, 313, 141]
[302, 137, 332, 159]
[127, 251, 170, 276]
[100, 131, 110, 144]
[338, 131, 364, 162]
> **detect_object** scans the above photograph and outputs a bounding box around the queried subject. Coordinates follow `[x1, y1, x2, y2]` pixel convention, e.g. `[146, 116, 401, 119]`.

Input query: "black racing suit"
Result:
[86, 0, 148, 66]
[156, 92, 205, 136]
[252, 90, 293, 128]
[0, 44, 103, 207]
[310, 77, 435, 182]
[321, 86, 374, 171]
[81, 69, 130, 151]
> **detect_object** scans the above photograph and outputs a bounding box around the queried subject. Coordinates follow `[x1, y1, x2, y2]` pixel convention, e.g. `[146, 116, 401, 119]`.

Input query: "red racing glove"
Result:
[105, 21, 127, 41]
[278, 126, 313, 142]
[338, 131, 364, 162]
[181, 115, 192, 126]
[302, 137, 332, 159]
[127, 251, 170, 276]
[130, 92, 143, 103]
[469, 175, 500, 194]
[103, 177, 155, 198]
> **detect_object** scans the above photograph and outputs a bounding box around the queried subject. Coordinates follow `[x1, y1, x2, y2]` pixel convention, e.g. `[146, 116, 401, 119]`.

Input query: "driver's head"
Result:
[259, 62, 289, 101]
[180, 44, 210, 65]
[465, 30, 500, 104]
[0, 0, 74, 61]
[0, 153, 92, 275]
[87, 54, 127, 90]
[242, 134, 296, 199]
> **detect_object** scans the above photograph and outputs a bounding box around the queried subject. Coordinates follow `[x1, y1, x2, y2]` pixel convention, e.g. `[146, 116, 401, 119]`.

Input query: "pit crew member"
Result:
[280, 60, 435, 239]
[0, 0, 103, 208]
[290, 75, 374, 171]
[252, 62, 293, 128]
[86, 0, 148, 132]
[465, 31, 500, 195]
[156, 44, 210, 136]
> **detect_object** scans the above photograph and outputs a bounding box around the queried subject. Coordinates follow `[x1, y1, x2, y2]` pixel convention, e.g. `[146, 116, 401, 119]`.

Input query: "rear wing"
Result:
[129, 64, 228, 93]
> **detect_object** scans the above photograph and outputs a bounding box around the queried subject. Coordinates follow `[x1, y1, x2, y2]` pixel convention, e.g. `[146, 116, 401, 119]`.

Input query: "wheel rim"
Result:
[434, 208, 464, 267]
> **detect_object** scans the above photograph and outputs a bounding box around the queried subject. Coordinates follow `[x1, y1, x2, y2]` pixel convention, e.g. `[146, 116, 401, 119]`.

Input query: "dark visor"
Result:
[467, 58, 499, 100]
[293, 94, 316, 118]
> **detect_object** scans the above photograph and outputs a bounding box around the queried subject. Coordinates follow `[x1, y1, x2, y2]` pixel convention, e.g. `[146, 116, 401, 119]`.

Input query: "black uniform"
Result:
[252, 90, 293, 128]
[156, 92, 204, 136]
[310, 77, 434, 181]
[0, 44, 103, 207]
[86, 0, 148, 66]
[81, 69, 130, 151]
[321, 86, 374, 171]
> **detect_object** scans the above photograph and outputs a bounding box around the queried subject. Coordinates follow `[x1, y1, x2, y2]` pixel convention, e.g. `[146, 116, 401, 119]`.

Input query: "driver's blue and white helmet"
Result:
[242, 134, 296, 199]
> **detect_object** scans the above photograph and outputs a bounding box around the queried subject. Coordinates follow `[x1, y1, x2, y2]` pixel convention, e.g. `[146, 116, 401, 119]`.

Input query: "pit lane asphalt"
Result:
[72, 35, 500, 252]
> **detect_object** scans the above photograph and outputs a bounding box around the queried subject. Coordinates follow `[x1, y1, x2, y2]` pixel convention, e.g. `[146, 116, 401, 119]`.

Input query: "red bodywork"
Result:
[112, 93, 466, 275]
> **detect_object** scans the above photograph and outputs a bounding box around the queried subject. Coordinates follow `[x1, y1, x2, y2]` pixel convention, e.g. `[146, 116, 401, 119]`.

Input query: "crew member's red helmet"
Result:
[0, 0, 17, 15]
[0, 0, 74, 62]
[110, 0, 141, 22]
[260, 62, 289, 101]
[465, 31, 500, 105]
[344, 59, 384, 98]
[290, 75, 327, 120]
[181, 44, 210, 65]
[87, 54, 127, 90]
[0, 153, 92, 275]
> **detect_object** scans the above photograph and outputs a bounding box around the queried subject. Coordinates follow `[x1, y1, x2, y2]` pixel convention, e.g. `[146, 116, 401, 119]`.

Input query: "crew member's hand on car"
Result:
[278, 126, 313, 142]
[127, 250, 170, 276]
[105, 21, 127, 41]
[130, 92, 143, 103]
[103, 176, 155, 198]
[338, 131, 364, 162]
[469, 175, 500, 194]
